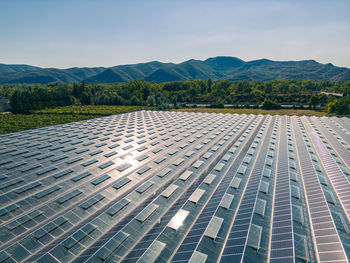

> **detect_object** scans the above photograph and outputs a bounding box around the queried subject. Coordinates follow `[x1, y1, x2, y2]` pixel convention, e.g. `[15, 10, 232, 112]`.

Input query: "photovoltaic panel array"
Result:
[0, 111, 349, 263]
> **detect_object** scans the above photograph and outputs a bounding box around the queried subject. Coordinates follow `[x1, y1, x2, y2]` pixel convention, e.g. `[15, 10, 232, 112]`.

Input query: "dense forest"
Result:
[0, 79, 349, 115]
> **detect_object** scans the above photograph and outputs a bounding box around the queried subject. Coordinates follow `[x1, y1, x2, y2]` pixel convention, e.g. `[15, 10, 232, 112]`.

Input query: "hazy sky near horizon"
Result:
[1, 0, 349, 68]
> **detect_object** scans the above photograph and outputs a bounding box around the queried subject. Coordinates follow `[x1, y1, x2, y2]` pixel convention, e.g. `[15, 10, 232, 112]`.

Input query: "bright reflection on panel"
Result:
[121, 152, 138, 166]
[168, 209, 190, 230]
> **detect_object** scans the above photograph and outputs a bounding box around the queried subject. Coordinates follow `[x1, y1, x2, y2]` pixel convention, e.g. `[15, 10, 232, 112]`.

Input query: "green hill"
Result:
[0, 63, 41, 73]
[0, 56, 349, 84]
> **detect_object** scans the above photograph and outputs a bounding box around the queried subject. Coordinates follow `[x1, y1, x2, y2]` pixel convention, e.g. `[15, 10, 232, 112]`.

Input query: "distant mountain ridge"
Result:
[0, 56, 349, 84]
[0, 64, 41, 73]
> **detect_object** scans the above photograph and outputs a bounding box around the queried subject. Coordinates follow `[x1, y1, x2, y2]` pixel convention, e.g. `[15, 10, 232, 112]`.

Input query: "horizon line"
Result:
[0, 56, 346, 70]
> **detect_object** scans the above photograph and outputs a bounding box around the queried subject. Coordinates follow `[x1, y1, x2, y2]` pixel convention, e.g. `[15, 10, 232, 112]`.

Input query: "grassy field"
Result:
[33, 105, 150, 115]
[173, 108, 331, 117]
[0, 114, 97, 134]
[0, 105, 152, 135]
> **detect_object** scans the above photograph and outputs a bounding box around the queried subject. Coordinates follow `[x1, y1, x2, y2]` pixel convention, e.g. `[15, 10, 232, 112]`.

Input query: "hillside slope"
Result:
[0, 56, 349, 84]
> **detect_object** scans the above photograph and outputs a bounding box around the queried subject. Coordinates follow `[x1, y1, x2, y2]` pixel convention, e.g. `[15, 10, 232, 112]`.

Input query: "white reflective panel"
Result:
[189, 189, 205, 204]
[189, 251, 208, 263]
[161, 184, 178, 199]
[167, 209, 190, 230]
[204, 216, 224, 239]
[179, 171, 193, 181]
[203, 174, 216, 185]
[220, 193, 234, 210]
[138, 240, 166, 263]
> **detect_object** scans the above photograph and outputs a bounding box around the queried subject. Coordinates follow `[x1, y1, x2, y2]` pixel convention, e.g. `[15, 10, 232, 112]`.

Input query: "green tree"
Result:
[308, 95, 320, 110]
[147, 95, 156, 106]
[72, 83, 82, 98]
[301, 79, 316, 91]
[326, 98, 337, 113]
[206, 78, 212, 93]
[10, 89, 34, 113]
[326, 97, 350, 115]
[210, 98, 224, 108]
[95, 94, 110, 105]
[261, 98, 280, 109]
[81, 91, 94, 105]
[335, 97, 350, 115]
[114, 95, 123, 105]
[130, 95, 140, 105]
[342, 82, 350, 97]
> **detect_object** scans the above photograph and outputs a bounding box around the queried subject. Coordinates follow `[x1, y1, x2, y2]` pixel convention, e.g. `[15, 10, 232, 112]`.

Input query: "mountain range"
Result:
[0, 56, 349, 84]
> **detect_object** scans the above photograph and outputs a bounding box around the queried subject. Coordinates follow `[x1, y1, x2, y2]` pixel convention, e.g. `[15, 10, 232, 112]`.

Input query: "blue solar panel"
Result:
[0, 112, 349, 263]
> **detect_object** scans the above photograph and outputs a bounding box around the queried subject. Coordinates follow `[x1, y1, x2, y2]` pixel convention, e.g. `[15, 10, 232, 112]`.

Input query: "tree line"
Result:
[0, 79, 349, 114]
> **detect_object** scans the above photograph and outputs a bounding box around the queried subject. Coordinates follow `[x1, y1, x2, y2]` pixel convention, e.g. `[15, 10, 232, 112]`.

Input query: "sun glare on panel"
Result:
[120, 152, 137, 166]
[168, 209, 190, 230]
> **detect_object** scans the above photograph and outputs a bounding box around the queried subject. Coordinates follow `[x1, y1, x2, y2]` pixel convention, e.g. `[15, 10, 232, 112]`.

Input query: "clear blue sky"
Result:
[1, 0, 349, 68]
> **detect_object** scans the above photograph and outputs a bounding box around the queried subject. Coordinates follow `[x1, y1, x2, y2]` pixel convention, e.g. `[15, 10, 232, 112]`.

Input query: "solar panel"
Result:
[0, 111, 349, 263]
[303, 116, 350, 218]
[269, 117, 295, 262]
[291, 116, 348, 262]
